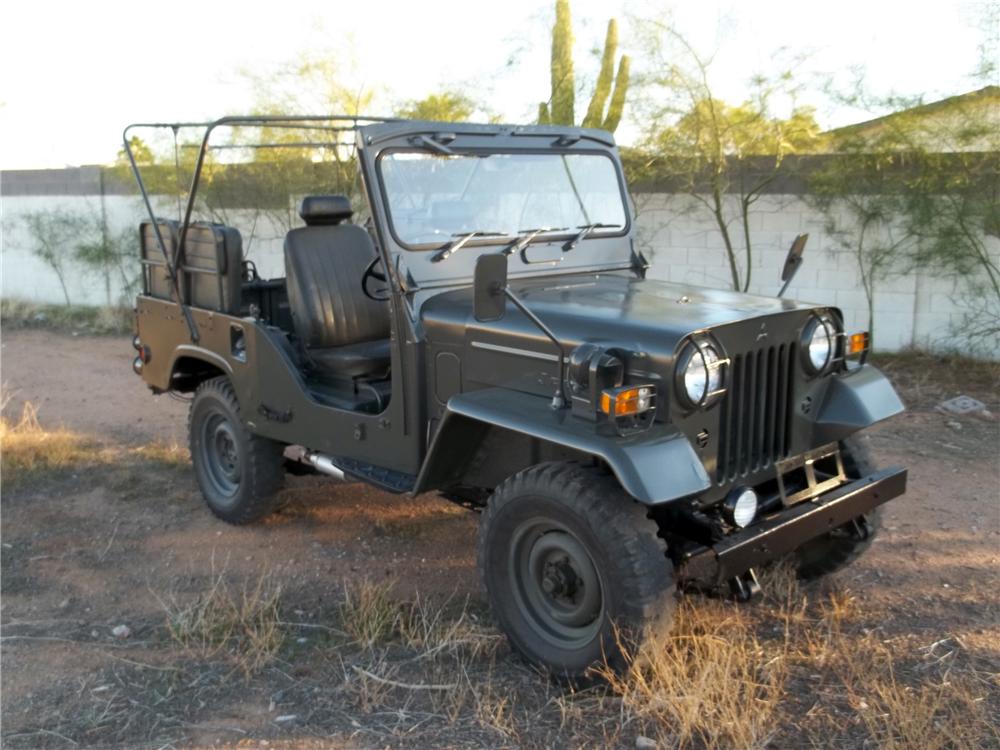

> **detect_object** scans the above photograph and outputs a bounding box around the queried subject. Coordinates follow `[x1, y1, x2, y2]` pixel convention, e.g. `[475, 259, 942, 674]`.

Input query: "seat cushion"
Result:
[307, 339, 392, 380]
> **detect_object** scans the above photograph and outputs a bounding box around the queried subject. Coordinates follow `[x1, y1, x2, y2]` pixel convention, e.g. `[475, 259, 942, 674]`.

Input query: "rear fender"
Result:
[414, 388, 710, 504]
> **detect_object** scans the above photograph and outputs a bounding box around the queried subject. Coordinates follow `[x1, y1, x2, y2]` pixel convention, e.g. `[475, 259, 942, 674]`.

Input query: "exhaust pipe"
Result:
[284, 446, 349, 481]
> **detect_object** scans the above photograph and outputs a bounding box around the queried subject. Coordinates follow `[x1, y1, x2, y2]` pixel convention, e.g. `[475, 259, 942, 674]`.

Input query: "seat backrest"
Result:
[284, 195, 390, 349]
[182, 223, 243, 315]
[139, 219, 180, 301]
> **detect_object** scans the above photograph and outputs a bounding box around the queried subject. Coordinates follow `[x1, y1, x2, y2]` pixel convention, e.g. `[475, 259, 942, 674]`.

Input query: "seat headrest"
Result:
[300, 195, 353, 226]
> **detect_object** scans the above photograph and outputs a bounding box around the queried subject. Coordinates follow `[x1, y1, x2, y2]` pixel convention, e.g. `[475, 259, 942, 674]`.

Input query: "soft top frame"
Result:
[122, 115, 397, 341]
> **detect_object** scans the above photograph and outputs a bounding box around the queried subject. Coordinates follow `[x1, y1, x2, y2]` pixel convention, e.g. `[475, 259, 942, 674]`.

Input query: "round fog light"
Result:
[724, 487, 758, 528]
[132, 356, 144, 375]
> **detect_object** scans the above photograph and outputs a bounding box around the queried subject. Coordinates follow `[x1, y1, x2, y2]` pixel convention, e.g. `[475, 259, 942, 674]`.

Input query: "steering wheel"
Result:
[362, 256, 392, 301]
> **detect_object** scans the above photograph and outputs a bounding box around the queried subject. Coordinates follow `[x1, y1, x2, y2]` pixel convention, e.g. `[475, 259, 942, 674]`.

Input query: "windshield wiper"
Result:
[562, 222, 622, 252]
[501, 227, 568, 256]
[431, 231, 512, 263]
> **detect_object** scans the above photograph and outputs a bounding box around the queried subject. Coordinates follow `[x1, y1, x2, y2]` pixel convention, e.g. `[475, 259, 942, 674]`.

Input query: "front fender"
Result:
[812, 364, 904, 444]
[415, 388, 710, 504]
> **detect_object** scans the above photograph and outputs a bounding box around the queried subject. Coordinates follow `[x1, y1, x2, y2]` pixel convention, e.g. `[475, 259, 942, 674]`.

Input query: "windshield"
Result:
[379, 151, 628, 247]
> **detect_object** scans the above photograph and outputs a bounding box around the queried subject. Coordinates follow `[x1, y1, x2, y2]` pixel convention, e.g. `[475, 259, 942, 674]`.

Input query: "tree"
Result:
[395, 91, 477, 122]
[20, 210, 94, 305]
[537, 1, 631, 133]
[632, 21, 821, 291]
[812, 83, 1000, 349]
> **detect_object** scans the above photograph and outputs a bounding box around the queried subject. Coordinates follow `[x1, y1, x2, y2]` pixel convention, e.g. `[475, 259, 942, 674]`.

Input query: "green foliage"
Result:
[395, 91, 477, 122]
[18, 206, 141, 308]
[812, 87, 1000, 350]
[634, 18, 823, 291]
[1, 298, 133, 336]
[117, 136, 155, 166]
[540, 4, 630, 133]
[19, 210, 92, 305]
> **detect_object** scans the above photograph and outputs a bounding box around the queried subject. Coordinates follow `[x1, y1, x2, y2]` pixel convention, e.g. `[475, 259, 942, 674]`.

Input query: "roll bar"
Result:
[121, 115, 397, 341]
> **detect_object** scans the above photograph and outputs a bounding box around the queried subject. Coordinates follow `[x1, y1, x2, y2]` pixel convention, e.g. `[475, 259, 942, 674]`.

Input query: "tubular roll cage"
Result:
[122, 115, 398, 342]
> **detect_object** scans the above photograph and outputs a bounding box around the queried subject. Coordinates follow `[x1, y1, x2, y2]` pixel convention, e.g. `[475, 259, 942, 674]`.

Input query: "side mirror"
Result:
[781, 234, 808, 283]
[473, 253, 508, 322]
[777, 234, 808, 297]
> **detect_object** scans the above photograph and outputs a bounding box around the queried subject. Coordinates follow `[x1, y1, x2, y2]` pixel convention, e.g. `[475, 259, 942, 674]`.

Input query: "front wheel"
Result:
[188, 377, 285, 524]
[477, 462, 675, 681]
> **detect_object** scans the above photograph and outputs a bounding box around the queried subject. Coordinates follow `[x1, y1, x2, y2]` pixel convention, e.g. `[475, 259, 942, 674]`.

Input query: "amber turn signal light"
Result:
[600, 385, 655, 417]
[847, 332, 870, 356]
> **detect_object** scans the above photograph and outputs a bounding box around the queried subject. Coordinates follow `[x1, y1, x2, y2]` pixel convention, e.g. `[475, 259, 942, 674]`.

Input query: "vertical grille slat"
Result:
[775, 344, 789, 458]
[715, 342, 797, 485]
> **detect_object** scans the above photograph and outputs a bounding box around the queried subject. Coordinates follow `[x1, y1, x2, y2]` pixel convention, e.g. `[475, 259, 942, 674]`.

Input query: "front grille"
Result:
[716, 343, 797, 484]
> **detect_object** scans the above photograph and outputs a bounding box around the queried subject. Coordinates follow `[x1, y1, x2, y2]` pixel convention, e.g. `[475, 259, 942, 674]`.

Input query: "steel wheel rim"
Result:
[200, 411, 241, 501]
[509, 518, 604, 649]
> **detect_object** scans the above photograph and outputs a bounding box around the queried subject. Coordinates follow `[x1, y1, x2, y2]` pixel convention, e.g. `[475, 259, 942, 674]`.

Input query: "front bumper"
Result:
[682, 466, 907, 585]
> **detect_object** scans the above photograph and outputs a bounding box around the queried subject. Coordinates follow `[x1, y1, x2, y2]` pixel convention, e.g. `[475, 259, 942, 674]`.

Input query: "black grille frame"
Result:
[715, 343, 798, 484]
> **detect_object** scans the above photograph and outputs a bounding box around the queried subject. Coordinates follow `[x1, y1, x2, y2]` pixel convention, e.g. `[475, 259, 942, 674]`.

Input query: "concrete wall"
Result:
[633, 193, 998, 356]
[2, 169, 997, 357]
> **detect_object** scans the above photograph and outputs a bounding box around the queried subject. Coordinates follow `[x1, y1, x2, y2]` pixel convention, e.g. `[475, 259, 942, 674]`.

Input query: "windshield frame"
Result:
[374, 146, 632, 254]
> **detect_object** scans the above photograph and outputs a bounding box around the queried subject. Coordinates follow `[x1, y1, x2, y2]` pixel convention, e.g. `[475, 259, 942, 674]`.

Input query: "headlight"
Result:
[802, 314, 837, 374]
[675, 339, 726, 410]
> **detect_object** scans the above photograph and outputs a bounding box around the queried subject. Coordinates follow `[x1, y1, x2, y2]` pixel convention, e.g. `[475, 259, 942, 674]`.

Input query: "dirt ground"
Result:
[1, 329, 998, 749]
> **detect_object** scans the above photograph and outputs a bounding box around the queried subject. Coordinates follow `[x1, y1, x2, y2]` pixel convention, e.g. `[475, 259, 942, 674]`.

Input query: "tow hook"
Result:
[729, 568, 761, 602]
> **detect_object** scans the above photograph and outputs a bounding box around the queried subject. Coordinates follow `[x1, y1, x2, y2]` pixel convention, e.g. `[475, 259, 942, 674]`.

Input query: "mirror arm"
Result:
[777, 277, 793, 298]
[503, 288, 567, 409]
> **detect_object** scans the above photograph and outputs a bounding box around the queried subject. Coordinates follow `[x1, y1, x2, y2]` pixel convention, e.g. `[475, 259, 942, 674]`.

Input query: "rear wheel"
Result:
[478, 462, 675, 681]
[188, 377, 284, 524]
[788, 435, 882, 580]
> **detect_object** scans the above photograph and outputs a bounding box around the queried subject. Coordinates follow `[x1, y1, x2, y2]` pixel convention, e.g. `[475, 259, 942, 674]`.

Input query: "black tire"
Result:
[477, 462, 675, 681]
[788, 434, 883, 581]
[188, 376, 284, 524]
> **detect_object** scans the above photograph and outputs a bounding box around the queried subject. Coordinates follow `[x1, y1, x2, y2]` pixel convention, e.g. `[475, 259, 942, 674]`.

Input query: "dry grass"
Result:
[598, 600, 788, 749]
[823, 629, 994, 750]
[337, 578, 402, 648]
[162, 568, 284, 677]
[1, 297, 133, 335]
[397, 593, 503, 661]
[0, 400, 107, 483]
[131, 440, 188, 466]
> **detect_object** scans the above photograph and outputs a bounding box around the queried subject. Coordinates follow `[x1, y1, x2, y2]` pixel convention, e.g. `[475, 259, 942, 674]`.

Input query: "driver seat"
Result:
[284, 196, 391, 381]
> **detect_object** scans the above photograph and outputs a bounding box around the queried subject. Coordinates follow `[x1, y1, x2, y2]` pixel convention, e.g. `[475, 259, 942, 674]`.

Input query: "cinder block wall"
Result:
[2, 169, 997, 357]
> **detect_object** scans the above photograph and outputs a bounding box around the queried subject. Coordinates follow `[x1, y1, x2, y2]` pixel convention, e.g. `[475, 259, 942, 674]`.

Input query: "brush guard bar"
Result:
[681, 466, 907, 586]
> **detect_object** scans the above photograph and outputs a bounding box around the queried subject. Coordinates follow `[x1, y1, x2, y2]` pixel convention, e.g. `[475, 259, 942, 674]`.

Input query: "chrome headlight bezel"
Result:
[675, 337, 727, 410]
[801, 313, 838, 375]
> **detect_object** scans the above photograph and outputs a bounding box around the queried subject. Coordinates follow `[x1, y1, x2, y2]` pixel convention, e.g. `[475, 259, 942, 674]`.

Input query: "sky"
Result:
[0, 0, 993, 170]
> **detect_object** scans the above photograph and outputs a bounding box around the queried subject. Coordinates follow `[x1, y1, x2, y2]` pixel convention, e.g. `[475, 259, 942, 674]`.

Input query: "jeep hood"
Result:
[419, 271, 828, 393]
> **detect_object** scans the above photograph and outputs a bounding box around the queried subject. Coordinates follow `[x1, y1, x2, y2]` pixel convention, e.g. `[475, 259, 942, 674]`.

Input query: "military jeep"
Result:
[125, 115, 906, 679]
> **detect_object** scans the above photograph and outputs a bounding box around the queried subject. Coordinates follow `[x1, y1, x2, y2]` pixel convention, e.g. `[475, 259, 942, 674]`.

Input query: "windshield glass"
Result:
[379, 151, 628, 247]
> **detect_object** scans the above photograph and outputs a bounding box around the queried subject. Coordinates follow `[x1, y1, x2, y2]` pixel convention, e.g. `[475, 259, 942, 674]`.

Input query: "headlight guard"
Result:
[801, 313, 839, 376]
[675, 336, 728, 411]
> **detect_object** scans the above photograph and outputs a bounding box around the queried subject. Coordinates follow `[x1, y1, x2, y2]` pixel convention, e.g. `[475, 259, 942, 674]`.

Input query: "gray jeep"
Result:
[126, 116, 906, 679]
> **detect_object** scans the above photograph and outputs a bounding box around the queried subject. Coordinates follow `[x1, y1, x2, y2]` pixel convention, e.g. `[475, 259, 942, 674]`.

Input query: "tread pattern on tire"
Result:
[189, 376, 285, 525]
[477, 461, 676, 676]
[792, 434, 883, 580]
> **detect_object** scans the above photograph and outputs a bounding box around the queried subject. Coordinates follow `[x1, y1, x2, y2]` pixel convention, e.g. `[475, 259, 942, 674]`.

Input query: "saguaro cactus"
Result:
[549, 0, 575, 126]
[539, 4, 630, 133]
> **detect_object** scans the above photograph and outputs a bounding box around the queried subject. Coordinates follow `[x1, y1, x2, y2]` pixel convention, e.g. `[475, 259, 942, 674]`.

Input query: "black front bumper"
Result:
[682, 467, 907, 585]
